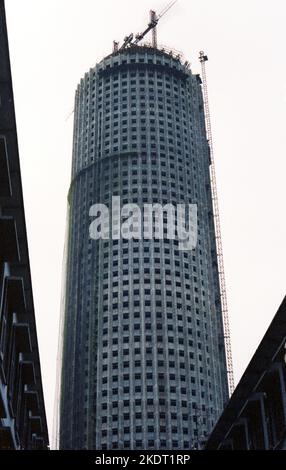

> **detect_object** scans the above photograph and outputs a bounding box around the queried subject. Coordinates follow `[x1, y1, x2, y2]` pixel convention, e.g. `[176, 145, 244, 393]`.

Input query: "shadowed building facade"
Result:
[206, 296, 286, 450]
[60, 45, 229, 450]
[0, 0, 49, 449]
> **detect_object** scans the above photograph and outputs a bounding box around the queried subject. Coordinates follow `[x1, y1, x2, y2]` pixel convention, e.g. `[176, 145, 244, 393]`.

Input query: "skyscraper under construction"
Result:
[59, 18, 229, 449]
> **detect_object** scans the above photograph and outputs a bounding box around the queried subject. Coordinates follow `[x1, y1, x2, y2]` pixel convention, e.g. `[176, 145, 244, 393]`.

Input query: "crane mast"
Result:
[199, 51, 235, 396]
[150, 10, 157, 48]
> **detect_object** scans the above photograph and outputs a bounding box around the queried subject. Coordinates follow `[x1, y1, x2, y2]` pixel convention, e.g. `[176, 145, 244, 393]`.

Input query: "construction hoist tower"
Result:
[199, 51, 235, 395]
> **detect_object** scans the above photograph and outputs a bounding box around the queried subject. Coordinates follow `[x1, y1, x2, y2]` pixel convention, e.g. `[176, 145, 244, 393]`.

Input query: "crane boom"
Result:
[158, 0, 178, 19]
[199, 51, 235, 396]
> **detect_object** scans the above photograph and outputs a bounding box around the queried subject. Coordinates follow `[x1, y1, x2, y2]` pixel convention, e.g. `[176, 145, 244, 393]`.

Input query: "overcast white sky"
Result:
[4, 0, 286, 441]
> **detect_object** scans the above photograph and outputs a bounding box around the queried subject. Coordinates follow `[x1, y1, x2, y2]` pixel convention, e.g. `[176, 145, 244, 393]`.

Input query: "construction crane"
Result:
[117, 0, 178, 51]
[133, 9, 158, 46]
[199, 51, 235, 396]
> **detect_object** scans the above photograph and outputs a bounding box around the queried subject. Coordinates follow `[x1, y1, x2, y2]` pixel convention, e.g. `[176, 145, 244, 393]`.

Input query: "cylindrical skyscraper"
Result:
[59, 45, 229, 450]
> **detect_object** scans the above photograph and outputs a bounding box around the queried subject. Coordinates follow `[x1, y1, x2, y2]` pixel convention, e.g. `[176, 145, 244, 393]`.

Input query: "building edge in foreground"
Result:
[0, 0, 49, 449]
[206, 295, 286, 450]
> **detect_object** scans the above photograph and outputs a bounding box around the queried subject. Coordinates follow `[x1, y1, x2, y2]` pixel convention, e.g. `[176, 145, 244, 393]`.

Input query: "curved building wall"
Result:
[60, 45, 228, 450]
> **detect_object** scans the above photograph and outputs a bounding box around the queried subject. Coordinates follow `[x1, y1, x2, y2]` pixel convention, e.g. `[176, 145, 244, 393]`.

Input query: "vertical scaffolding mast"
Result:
[199, 51, 235, 395]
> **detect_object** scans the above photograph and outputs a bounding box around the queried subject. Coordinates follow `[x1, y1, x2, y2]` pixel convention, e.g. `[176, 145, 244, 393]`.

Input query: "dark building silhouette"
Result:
[206, 296, 286, 450]
[0, 0, 49, 449]
[59, 43, 229, 450]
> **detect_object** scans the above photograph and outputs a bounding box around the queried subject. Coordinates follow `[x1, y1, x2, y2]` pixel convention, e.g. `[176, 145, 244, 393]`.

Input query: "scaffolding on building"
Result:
[199, 51, 235, 395]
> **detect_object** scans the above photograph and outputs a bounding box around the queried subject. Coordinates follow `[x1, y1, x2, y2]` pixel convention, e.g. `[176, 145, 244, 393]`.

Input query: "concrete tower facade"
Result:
[59, 45, 228, 450]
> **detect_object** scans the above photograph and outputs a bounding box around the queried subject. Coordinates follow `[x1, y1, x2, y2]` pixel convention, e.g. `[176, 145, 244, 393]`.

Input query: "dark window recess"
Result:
[0, 137, 12, 197]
